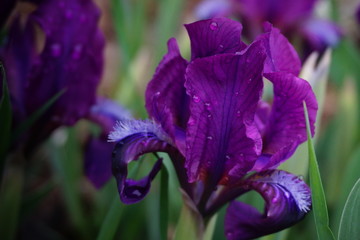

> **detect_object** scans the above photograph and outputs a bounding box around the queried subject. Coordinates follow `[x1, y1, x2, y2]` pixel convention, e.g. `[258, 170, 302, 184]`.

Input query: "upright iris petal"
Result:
[184, 42, 265, 185]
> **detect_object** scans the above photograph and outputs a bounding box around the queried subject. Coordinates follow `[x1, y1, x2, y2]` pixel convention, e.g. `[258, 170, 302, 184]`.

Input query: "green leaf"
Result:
[160, 167, 169, 240]
[0, 155, 24, 240]
[0, 63, 12, 171]
[96, 195, 123, 240]
[338, 178, 360, 240]
[304, 102, 335, 240]
[173, 203, 202, 240]
[12, 89, 65, 142]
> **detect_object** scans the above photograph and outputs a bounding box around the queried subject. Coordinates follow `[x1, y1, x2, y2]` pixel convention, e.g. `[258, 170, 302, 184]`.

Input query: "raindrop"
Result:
[193, 95, 200, 103]
[72, 44, 83, 59]
[219, 44, 224, 48]
[207, 114, 212, 118]
[225, 155, 231, 160]
[51, 43, 62, 57]
[248, 78, 252, 82]
[188, 118, 196, 126]
[235, 51, 241, 55]
[209, 22, 218, 31]
[204, 102, 211, 110]
[207, 136, 213, 140]
[235, 91, 239, 96]
[155, 91, 161, 96]
[284, 191, 290, 198]
[236, 110, 241, 117]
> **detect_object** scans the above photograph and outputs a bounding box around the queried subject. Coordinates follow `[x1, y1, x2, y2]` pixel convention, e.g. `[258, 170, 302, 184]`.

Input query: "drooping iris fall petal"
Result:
[225, 170, 311, 240]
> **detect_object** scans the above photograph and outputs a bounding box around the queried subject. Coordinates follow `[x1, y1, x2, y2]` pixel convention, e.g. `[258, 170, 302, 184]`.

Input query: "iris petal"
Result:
[145, 38, 188, 152]
[253, 72, 317, 170]
[26, 0, 104, 125]
[110, 120, 176, 204]
[185, 17, 246, 60]
[257, 23, 301, 76]
[225, 170, 311, 240]
[184, 41, 265, 185]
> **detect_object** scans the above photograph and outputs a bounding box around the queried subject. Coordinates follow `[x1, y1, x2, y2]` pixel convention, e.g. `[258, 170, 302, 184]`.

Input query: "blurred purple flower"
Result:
[109, 18, 317, 239]
[84, 98, 132, 188]
[0, 0, 104, 149]
[196, 0, 342, 55]
[357, 5, 360, 24]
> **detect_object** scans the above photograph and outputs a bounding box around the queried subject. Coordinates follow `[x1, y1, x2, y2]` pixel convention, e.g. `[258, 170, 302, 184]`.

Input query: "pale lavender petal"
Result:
[257, 23, 301, 75]
[85, 138, 114, 188]
[225, 170, 311, 240]
[253, 72, 317, 171]
[184, 41, 265, 185]
[301, 18, 342, 52]
[145, 38, 188, 152]
[185, 17, 246, 60]
[195, 0, 231, 20]
[25, 0, 104, 125]
[110, 119, 177, 204]
[88, 97, 132, 134]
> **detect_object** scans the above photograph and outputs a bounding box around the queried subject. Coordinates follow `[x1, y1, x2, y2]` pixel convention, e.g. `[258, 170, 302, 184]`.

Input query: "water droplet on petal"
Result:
[284, 191, 290, 198]
[248, 78, 252, 82]
[219, 44, 224, 48]
[225, 155, 231, 160]
[207, 136, 213, 140]
[188, 118, 196, 126]
[72, 44, 83, 59]
[204, 102, 211, 110]
[235, 51, 241, 55]
[209, 22, 218, 31]
[235, 91, 239, 96]
[236, 110, 241, 117]
[51, 44, 62, 57]
[193, 95, 200, 103]
[155, 91, 161, 96]
[207, 114, 212, 118]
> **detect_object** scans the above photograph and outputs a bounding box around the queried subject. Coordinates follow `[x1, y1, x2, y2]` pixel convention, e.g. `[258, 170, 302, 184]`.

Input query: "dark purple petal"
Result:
[225, 170, 311, 240]
[257, 23, 301, 75]
[0, 18, 36, 123]
[109, 120, 177, 204]
[25, 0, 104, 125]
[185, 17, 246, 60]
[145, 38, 188, 153]
[357, 6, 360, 24]
[184, 41, 265, 185]
[236, 0, 316, 29]
[300, 18, 342, 52]
[253, 72, 317, 171]
[85, 138, 114, 188]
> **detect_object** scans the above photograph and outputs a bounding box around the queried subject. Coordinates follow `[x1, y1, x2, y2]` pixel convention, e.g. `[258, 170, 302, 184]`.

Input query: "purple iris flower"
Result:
[109, 18, 317, 239]
[196, 0, 342, 56]
[0, 0, 104, 150]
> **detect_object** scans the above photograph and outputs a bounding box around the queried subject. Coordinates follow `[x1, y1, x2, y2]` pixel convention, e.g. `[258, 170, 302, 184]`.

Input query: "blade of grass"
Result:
[338, 178, 360, 240]
[160, 166, 169, 240]
[0, 63, 12, 176]
[304, 102, 335, 240]
[96, 159, 142, 240]
[96, 194, 123, 240]
[0, 153, 24, 240]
